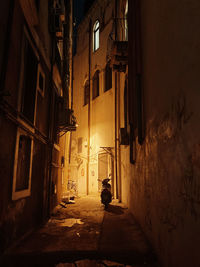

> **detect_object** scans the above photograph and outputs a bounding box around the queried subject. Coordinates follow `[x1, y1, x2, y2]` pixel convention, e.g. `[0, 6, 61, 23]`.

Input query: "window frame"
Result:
[104, 62, 112, 92]
[84, 80, 90, 106]
[93, 20, 100, 52]
[37, 64, 45, 97]
[17, 27, 39, 126]
[12, 128, 34, 200]
[92, 70, 100, 100]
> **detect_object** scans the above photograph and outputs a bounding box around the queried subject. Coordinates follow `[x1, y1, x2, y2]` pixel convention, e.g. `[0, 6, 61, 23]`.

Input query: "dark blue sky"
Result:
[74, 0, 95, 26]
[74, 0, 85, 26]
[73, 0, 95, 54]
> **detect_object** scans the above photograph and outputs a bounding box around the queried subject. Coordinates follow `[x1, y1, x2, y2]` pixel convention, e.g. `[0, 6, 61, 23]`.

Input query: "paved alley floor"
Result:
[1, 196, 159, 267]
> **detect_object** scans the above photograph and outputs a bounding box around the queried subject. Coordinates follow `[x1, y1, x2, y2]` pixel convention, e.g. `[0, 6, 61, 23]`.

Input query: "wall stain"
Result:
[180, 156, 200, 221]
[175, 95, 193, 131]
[135, 93, 198, 237]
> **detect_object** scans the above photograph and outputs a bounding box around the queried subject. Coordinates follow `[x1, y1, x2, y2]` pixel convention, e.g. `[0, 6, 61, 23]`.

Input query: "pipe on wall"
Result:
[114, 71, 118, 200]
[117, 72, 122, 202]
[87, 19, 92, 195]
[47, 29, 56, 218]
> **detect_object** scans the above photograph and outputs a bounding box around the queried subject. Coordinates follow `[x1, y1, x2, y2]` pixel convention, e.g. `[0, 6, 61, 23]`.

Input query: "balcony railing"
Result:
[57, 108, 77, 133]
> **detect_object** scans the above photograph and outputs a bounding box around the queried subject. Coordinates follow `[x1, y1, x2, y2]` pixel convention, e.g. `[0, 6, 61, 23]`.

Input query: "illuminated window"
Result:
[12, 129, 33, 200]
[124, 0, 128, 41]
[84, 80, 90, 105]
[92, 70, 100, 99]
[93, 20, 100, 51]
[104, 63, 112, 92]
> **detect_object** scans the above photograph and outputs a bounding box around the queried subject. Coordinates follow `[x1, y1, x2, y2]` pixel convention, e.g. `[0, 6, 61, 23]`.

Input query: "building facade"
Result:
[0, 0, 75, 253]
[70, 0, 128, 197]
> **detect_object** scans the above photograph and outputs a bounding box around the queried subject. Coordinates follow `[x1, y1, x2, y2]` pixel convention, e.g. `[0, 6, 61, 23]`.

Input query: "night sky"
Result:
[73, 0, 85, 26]
[74, 0, 95, 26]
[73, 0, 95, 54]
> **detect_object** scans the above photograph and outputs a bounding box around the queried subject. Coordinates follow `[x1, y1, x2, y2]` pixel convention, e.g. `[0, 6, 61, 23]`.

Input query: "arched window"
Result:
[92, 70, 100, 99]
[104, 63, 112, 92]
[84, 80, 90, 106]
[93, 20, 100, 51]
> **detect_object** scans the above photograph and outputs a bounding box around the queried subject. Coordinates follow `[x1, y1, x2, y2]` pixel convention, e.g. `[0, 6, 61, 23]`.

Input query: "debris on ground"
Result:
[62, 193, 77, 204]
[48, 218, 84, 227]
[62, 199, 76, 204]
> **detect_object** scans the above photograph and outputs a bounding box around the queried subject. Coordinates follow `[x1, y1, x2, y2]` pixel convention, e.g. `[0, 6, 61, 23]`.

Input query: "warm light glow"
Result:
[93, 20, 100, 51]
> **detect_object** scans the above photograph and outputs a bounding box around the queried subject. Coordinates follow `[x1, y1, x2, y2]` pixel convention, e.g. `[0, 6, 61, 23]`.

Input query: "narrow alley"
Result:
[1, 196, 158, 267]
[1, 0, 200, 267]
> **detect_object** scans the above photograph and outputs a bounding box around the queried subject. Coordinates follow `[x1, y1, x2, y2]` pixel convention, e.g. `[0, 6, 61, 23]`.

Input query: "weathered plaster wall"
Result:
[71, 37, 89, 195]
[0, 1, 53, 252]
[0, 119, 47, 252]
[121, 1, 200, 266]
[0, 118, 16, 252]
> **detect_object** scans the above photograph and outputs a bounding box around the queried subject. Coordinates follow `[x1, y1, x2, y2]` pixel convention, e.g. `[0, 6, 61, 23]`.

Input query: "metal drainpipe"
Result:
[71, 51, 73, 111]
[69, 0, 73, 185]
[114, 0, 118, 199]
[114, 72, 118, 200]
[63, 0, 71, 110]
[47, 26, 56, 218]
[117, 72, 122, 202]
[63, 0, 72, 194]
[87, 20, 92, 195]
[71, 0, 73, 110]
